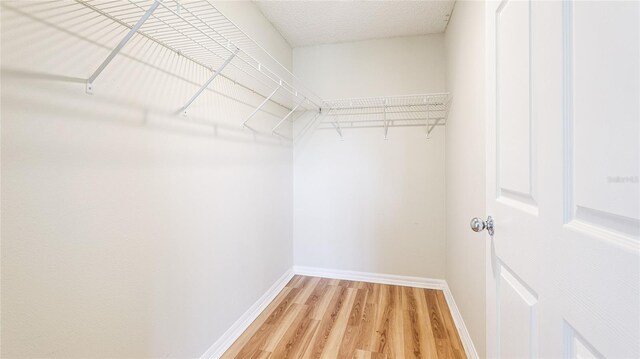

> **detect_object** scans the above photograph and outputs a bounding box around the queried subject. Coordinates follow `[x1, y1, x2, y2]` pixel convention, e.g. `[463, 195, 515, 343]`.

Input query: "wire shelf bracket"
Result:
[271, 97, 306, 134]
[85, 0, 161, 94]
[427, 118, 441, 138]
[383, 100, 389, 140]
[181, 48, 239, 115]
[427, 97, 451, 138]
[331, 121, 344, 140]
[324, 108, 343, 140]
[425, 97, 431, 138]
[293, 110, 323, 145]
[242, 84, 280, 128]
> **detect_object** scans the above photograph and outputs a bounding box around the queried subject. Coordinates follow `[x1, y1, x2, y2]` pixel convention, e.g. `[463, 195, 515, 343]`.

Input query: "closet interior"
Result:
[1, 1, 473, 358]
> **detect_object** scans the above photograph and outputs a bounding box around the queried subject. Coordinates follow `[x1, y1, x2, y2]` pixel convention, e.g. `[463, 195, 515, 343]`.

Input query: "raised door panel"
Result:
[567, 1, 640, 240]
[497, 263, 538, 359]
[496, 0, 537, 212]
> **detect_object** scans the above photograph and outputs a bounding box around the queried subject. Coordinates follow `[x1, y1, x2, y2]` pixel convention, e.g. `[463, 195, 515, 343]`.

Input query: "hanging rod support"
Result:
[242, 85, 280, 128]
[181, 48, 239, 114]
[271, 97, 306, 134]
[86, 0, 162, 94]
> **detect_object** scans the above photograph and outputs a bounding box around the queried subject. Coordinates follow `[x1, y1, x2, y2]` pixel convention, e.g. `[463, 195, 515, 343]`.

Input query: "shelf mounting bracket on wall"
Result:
[427, 118, 440, 137]
[242, 83, 281, 128]
[424, 97, 431, 138]
[328, 108, 343, 140]
[180, 48, 239, 115]
[293, 110, 323, 145]
[271, 97, 306, 134]
[85, 0, 162, 94]
[383, 99, 389, 140]
[426, 97, 450, 138]
[331, 121, 343, 140]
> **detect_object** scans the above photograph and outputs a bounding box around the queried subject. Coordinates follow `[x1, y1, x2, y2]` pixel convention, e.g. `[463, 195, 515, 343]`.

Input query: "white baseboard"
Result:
[201, 266, 478, 359]
[200, 268, 294, 359]
[441, 282, 480, 359]
[293, 266, 479, 359]
[293, 265, 446, 290]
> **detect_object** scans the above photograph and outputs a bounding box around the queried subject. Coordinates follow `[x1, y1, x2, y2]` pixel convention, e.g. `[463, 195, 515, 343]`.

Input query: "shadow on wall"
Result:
[1, 0, 300, 147]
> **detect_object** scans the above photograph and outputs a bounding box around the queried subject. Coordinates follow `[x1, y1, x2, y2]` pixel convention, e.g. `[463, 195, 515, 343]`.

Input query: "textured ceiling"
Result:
[254, 1, 455, 48]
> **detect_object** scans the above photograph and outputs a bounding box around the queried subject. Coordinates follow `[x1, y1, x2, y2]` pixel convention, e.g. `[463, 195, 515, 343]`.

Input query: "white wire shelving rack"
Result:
[74, 0, 322, 131]
[13, 0, 451, 139]
[316, 93, 450, 140]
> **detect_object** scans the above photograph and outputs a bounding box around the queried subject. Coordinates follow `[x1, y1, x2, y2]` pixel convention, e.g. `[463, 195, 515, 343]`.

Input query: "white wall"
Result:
[0, 1, 293, 357]
[212, 1, 292, 70]
[444, 1, 487, 357]
[293, 35, 447, 279]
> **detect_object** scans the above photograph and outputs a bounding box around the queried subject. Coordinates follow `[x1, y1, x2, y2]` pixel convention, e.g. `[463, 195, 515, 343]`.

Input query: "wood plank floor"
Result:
[222, 275, 466, 359]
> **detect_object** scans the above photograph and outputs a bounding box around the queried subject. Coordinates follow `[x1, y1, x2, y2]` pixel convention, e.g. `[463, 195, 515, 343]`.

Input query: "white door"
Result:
[484, 1, 639, 358]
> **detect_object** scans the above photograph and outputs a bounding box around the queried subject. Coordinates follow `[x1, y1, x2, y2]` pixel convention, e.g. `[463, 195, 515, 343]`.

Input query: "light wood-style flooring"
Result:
[222, 275, 465, 359]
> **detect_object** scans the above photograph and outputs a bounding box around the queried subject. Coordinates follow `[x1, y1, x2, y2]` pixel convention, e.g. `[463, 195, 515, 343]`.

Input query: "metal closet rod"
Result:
[79, 0, 319, 112]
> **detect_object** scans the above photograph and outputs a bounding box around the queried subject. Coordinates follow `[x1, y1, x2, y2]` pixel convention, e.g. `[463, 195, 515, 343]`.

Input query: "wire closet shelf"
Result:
[50, 0, 449, 139]
[77, 0, 322, 128]
[319, 93, 450, 140]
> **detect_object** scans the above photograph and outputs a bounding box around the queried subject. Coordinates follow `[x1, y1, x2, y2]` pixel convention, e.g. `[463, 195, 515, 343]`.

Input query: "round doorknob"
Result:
[470, 216, 494, 236]
[470, 218, 485, 232]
